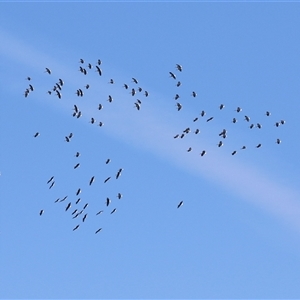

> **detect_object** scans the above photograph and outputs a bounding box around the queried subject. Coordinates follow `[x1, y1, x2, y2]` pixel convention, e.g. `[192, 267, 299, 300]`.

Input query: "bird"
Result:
[174, 94, 180, 100]
[192, 91, 197, 97]
[276, 138, 281, 144]
[75, 152, 80, 157]
[95, 66, 102, 76]
[241, 146, 246, 150]
[217, 141, 223, 147]
[96, 210, 103, 215]
[201, 111, 206, 117]
[116, 168, 123, 179]
[77, 111, 82, 118]
[34, 132, 40, 138]
[76, 198, 81, 204]
[29, 84, 34, 91]
[65, 136, 70, 142]
[169, 71, 176, 79]
[232, 118, 237, 123]
[71, 209, 78, 215]
[236, 107, 242, 113]
[200, 150, 206, 156]
[195, 129, 200, 134]
[107, 95, 113, 103]
[104, 177, 111, 183]
[39, 210, 44, 216]
[87, 63, 92, 69]
[85, 84, 90, 89]
[110, 208, 117, 214]
[256, 144, 262, 148]
[82, 214, 87, 222]
[266, 111, 271, 116]
[76, 188, 81, 196]
[256, 123, 262, 129]
[89, 176, 95, 186]
[58, 78, 64, 86]
[177, 201, 183, 208]
[132, 78, 138, 84]
[99, 122, 104, 127]
[193, 117, 198, 122]
[280, 120, 285, 125]
[123, 84, 129, 89]
[83, 203, 88, 210]
[232, 151, 237, 155]
[97, 59, 102, 65]
[219, 129, 227, 136]
[106, 198, 111, 206]
[60, 196, 68, 202]
[174, 134, 179, 139]
[49, 181, 55, 189]
[95, 228, 102, 234]
[183, 127, 190, 134]
[249, 124, 254, 129]
[74, 163, 80, 169]
[73, 225, 80, 231]
[176, 64, 183, 72]
[275, 122, 280, 127]
[187, 147, 192, 152]
[176, 103, 182, 111]
[245, 116, 250, 122]
[26, 77, 31, 81]
[105, 159, 111, 164]
[131, 88, 136, 96]
[219, 104, 225, 110]
[45, 68, 51, 74]
[144, 91, 149, 97]
[47, 176, 54, 184]
[134, 102, 141, 110]
[180, 133, 185, 138]
[56, 90, 62, 99]
[117, 193, 122, 199]
[65, 202, 71, 211]
[79, 59, 84, 63]
[207, 117, 214, 122]
[98, 104, 103, 110]
[90, 117, 96, 124]
[176, 81, 181, 87]
[109, 79, 114, 84]
[73, 105, 78, 113]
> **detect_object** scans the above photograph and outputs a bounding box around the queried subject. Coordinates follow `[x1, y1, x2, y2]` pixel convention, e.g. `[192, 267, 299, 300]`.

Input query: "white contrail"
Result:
[2, 28, 300, 234]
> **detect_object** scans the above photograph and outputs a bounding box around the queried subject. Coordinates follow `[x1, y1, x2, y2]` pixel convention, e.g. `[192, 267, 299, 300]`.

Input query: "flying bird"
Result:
[245, 116, 250, 122]
[219, 104, 225, 110]
[117, 193, 122, 199]
[96, 210, 103, 215]
[192, 91, 197, 97]
[34, 132, 40, 138]
[187, 147, 192, 152]
[105, 159, 111, 164]
[65, 202, 71, 211]
[116, 168, 123, 179]
[276, 138, 281, 144]
[266, 111, 271, 116]
[177, 201, 183, 208]
[95, 228, 102, 234]
[176, 81, 181, 87]
[232, 151, 237, 155]
[45, 68, 51, 74]
[95, 66, 102, 76]
[76, 188, 81, 196]
[144, 91, 149, 97]
[195, 129, 200, 134]
[82, 214, 87, 222]
[106, 198, 111, 206]
[169, 71, 176, 79]
[176, 103, 182, 111]
[104, 177, 111, 183]
[123, 84, 128, 89]
[74, 163, 80, 169]
[236, 107, 242, 113]
[200, 150, 206, 156]
[47, 176, 54, 184]
[49, 181, 55, 189]
[176, 64, 183, 72]
[201, 110, 206, 117]
[83, 203, 88, 210]
[132, 78, 138, 84]
[98, 104, 103, 110]
[73, 225, 80, 231]
[75, 152, 80, 157]
[256, 144, 262, 148]
[39, 209, 44, 216]
[207, 117, 214, 122]
[89, 176, 95, 186]
[110, 208, 117, 214]
[107, 95, 113, 103]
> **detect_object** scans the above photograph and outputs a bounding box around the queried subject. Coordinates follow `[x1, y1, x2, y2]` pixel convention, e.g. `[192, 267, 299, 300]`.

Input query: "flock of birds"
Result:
[23, 61, 286, 233]
[169, 64, 285, 157]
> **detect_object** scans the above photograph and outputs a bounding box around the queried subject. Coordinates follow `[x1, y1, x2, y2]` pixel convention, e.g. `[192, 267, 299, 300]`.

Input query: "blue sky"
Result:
[1, 2, 300, 299]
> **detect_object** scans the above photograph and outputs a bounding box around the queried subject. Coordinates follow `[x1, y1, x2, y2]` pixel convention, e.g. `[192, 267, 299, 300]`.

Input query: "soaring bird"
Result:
[232, 151, 237, 156]
[116, 168, 123, 179]
[132, 78, 138, 84]
[83, 203, 88, 210]
[219, 104, 225, 110]
[109, 79, 114, 84]
[176, 103, 182, 111]
[106, 198, 111, 206]
[58, 78, 64, 86]
[176, 64, 183, 72]
[207, 117, 214, 122]
[104, 177, 111, 183]
[96, 210, 103, 215]
[192, 91, 197, 97]
[74, 163, 80, 169]
[241, 146, 246, 150]
[117, 193, 122, 199]
[39, 209, 44, 216]
[77, 111, 82, 118]
[76, 198, 81, 204]
[65, 136, 70, 142]
[201, 110, 206, 117]
[99, 122, 104, 127]
[34, 132, 40, 138]
[256, 144, 262, 148]
[29, 84, 34, 91]
[131, 88, 136, 96]
[195, 129, 200, 134]
[174, 134, 179, 139]
[176, 81, 181, 87]
[82, 214, 87, 222]
[219, 129, 227, 136]
[79, 59, 84, 63]
[275, 122, 280, 127]
[217, 141, 223, 147]
[169, 72, 176, 79]
[245, 116, 250, 122]
[45, 67, 51, 74]
[276, 138, 281, 144]
[85, 84, 90, 89]
[56, 90, 62, 99]
[49, 181, 55, 189]
[249, 124, 254, 129]
[200, 150, 206, 157]
[177, 201, 183, 208]
[187, 147, 192, 152]
[180, 133, 185, 138]
[174, 94, 180, 100]
[73, 225, 80, 231]
[266, 111, 271, 116]
[144, 91, 149, 97]
[26, 77, 31, 81]
[95, 66, 102, 76]
[236, 107, 242, 113]
[89, 176, 95, 186]
[110, 208, 117, 214]
[87, 63, 92, 69]
[280, 120, 285, 125]
[76, 188, 81, 196]
[47, 176, 54, 184]
[95, 228, 102, 234]
[73, 105, 78, 113]
[71, 209, 78, 215]
[97, 59, 102, 65]
[256, 123, 262, 129]
[90, 117, 95, 124]
[60, 196, 68, 202]
[107, 95, 113, 103]
[123, 84, 129, 89]
[232, 118, 237, 123]
[183, 127, 190, 134]
[65, 202, 71, 211]
[134, 102, 141, 110]
[98, 104, 103, 110]
[105, 159, 111, 164]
